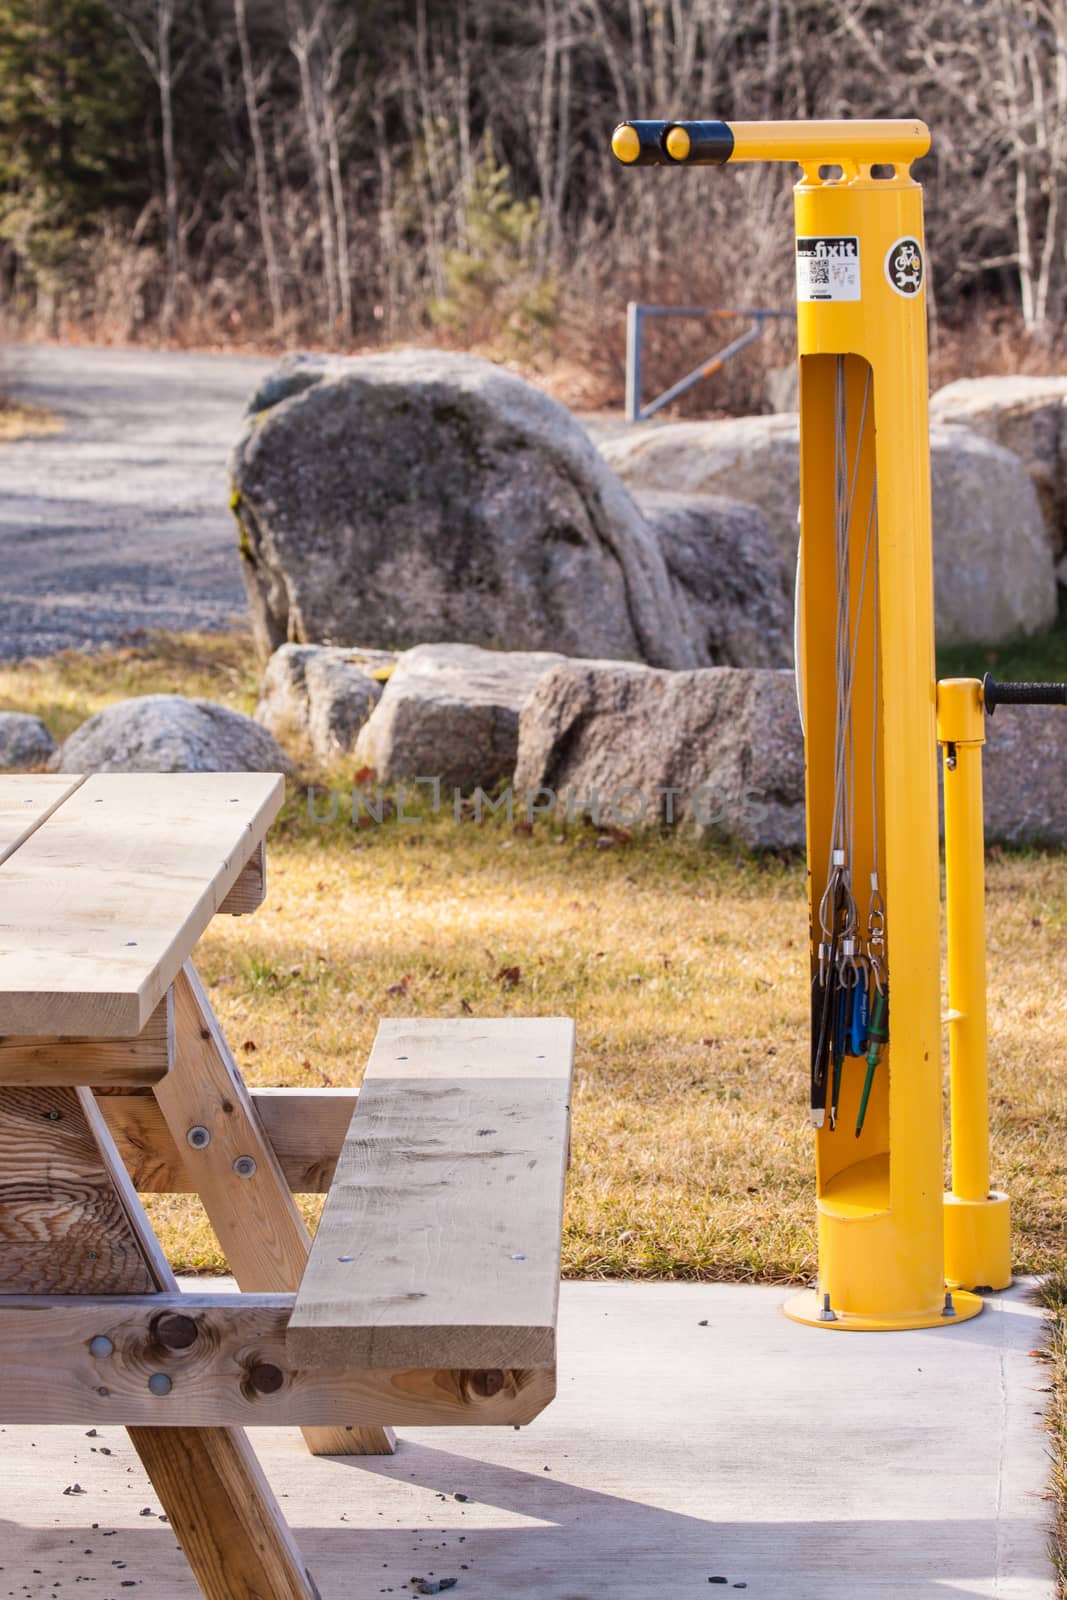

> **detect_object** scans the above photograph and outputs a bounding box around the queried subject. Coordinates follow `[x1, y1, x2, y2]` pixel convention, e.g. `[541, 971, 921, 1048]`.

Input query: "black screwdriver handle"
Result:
[983, 673, 1067, 714]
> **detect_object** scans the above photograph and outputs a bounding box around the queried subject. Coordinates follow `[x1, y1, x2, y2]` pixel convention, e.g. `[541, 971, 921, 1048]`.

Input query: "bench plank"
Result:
[288, 1017, 574, 1373]
[0, 773, 283, 1037]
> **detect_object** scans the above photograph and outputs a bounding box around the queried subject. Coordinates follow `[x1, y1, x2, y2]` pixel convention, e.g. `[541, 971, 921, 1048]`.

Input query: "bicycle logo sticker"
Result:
[885, 236, 923, 297]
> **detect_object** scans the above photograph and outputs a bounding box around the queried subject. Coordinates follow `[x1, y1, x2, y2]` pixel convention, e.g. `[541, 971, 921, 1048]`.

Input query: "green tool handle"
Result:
[855, 986, 889, 1137]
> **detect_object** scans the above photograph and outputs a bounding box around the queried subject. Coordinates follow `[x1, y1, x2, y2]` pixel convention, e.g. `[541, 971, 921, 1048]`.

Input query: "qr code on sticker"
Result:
[809, 261, 830, 286]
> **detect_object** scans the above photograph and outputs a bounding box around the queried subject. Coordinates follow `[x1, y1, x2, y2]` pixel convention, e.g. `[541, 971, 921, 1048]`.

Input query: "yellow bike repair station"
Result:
[612, 118, 1011, 1331]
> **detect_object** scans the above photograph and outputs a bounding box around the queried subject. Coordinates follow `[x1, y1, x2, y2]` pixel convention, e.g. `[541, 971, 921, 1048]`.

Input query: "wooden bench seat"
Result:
[288, 1017, 574, 1375]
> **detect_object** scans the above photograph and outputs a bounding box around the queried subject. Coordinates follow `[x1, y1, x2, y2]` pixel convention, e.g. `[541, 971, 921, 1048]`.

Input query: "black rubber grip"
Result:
[612, 119, 734, 166]
[983, 672, 1067, 713]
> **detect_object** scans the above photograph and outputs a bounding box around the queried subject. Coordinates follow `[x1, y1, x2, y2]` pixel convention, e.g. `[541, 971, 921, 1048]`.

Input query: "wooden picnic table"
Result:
[0, 773, 573, 1600]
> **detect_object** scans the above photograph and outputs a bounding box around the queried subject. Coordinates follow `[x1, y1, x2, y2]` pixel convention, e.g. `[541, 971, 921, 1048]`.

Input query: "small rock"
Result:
[453, 1493, 469, 1503]
[708, 1579, 728, 1586]
[354, 642, 566, 790]
[0, 712, 56, 770]
[698, 1319, 709, 1326]
[54, 695, 291, 775]
[63, 1484, 85, 1495]
[515, 661, 806, 850]
[410, 1580, 458, 1595]
[256, 643, 395, 761]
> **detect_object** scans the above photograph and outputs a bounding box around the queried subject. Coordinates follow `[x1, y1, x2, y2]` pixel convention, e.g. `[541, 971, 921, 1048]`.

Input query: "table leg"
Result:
[152, 961, 395, 1457]
[0, 1084, 319, 1600]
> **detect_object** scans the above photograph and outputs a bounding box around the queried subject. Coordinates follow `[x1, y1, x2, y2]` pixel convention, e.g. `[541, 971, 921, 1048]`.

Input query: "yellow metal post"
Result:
[612, 117, 982, 1330]
[937, 678, 1012, 1291]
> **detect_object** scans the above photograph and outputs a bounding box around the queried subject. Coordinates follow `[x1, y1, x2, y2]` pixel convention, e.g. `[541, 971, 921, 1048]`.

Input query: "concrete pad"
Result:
[0, 1281, 1053, 1599]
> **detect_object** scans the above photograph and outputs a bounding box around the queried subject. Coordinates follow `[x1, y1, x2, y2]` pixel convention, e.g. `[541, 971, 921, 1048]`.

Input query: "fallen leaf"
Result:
[495, 965, 521, 988]
[241, 1039, 257, 1053]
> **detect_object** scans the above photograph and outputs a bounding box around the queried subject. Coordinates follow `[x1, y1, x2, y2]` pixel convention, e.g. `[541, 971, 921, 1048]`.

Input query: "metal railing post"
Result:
[937, 677, 1011, 1292]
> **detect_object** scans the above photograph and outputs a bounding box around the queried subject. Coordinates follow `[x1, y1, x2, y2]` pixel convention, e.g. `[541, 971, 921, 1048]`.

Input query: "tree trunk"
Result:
[234, 0, 284, 335]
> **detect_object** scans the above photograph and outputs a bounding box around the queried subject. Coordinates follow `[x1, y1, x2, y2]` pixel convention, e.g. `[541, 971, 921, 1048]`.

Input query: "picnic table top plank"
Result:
[0, 772, 284, 1038]
[0, 775, 85, 866]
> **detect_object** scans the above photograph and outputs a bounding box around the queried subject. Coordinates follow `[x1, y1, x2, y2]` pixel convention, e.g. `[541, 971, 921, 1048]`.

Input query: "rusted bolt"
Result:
[249, 1363, 285, 1395]
[469, 1369, 506, 1398]
[152, 1312, 198, 1351]
[148, 1373, 172, 1396]
[89, 1335, 114, 1359]
[186, 1125, 211, 1149]
[232, 1155, 257, 1178]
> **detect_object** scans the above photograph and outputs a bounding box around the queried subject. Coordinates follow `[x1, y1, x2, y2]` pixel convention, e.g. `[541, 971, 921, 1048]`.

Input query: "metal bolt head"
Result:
[148, 1373, 173, 1396]
[152, 1312, 198, 1351]
[248, 1362, 285, 1395]
[89, 1335, 114, 1359]
[469, 1369, 506, 1398]
[232, 1155, 257, 1178]
[186, 1125, 211, 1149]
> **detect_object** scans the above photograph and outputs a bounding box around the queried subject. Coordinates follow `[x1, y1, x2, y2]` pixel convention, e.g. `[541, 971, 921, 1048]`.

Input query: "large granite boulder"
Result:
[929, 426, 1057, 643]
[930, 376, 1067, 557]
[636, 491, 792, 668]
[598, 417, 1058, 645]
[230, 350, 698, 670]
[598, 414, 803, 564]
[54, 695, 291, 775]
[982, 704, 1067, 844]
[257, 643, 396, 762]
[514, 661, 806, 849]
[355, 642, 566, 791]
[0, 712, 56, 769]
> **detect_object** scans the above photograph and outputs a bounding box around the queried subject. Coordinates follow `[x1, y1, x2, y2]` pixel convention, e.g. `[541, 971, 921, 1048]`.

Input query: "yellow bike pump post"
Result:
[612, 118, 982, 1330]
[937, 678, 1012, 1291]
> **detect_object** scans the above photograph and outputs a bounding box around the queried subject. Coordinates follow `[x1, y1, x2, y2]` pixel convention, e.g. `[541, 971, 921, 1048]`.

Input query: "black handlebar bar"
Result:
[982, 673, 1067, 714]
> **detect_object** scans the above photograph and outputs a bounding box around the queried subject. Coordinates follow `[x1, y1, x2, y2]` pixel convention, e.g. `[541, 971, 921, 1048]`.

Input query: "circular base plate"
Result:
[782, 1287, 983, 1331]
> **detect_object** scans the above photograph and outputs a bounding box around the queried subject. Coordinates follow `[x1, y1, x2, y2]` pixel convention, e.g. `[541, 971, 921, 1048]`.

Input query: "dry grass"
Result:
[1, 633, 1065, 1289]
[0, 399, 62, 440]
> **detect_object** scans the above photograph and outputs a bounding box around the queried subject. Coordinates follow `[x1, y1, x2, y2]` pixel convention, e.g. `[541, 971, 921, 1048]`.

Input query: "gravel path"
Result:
[0, 343, 275, 659]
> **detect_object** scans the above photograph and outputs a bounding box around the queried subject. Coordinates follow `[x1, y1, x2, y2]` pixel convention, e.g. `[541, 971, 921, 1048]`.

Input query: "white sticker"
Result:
[796, 236, 861, 302]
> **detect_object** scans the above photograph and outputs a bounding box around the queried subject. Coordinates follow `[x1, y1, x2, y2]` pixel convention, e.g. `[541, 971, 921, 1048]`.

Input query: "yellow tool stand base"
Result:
[944, 1191, 1012, 1292]
[782, 1287, 983, 1331]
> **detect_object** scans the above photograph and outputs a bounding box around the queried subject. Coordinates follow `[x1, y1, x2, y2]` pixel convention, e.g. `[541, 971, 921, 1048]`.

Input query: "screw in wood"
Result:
[186, 1125, 211, 1149]
[148, 1373, 173, 1395]
[88, 1336, 114, 1359]
[152, 1312, 198, 1351]
[232, 1155, 257, 1178]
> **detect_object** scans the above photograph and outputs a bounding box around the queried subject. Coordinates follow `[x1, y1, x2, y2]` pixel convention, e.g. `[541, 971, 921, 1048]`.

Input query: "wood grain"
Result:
[0, 1085, 158, 1293]
[99, 1085, 359, 1192]
[71, 1074, 321, 1600]
[289, 1017, 574, 1373]
[125, 1426, 321, 1600]
[0, 771, 284, 1037]
[218, 839, 266, 916]
[157, 963, 393, 1456]
[0, 1292, 554, 1428]
[0, 991, 174, 1087]
[0, 774, 84, 865]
